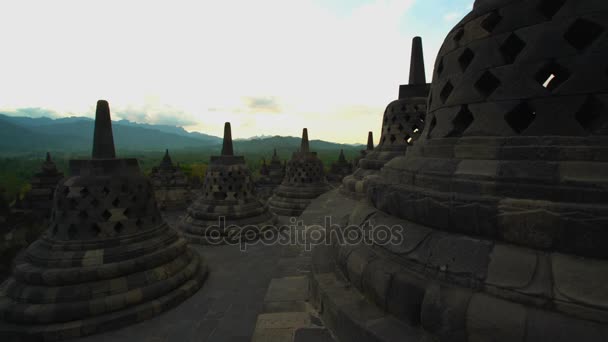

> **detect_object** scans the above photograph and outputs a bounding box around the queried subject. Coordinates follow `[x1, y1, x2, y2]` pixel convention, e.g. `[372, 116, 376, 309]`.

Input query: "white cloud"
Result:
[0, 0, 436, 143]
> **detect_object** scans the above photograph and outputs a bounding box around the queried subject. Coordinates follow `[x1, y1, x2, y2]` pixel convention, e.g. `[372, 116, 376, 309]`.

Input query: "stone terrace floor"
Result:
[72, 212, 336, 342]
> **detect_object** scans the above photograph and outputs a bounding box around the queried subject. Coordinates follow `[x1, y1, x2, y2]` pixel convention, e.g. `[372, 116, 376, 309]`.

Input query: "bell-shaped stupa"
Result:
[0, 100, 207, 340]
[149, 149, 192, 210]
[313, 2, 608, 341]
[22, 152, 64, 217]
[327, 149, 353, 183]
[268, 129, 331, 216]
[341, 36, 431, 198]
[255, 149, 286, 201]
[180, 123, 276, 244]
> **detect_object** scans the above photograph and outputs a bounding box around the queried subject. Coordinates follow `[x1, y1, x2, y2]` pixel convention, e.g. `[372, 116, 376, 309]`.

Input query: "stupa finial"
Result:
[367, 131, 374, 150]
[301, 128, 310, 153]
[409, 36, 426, 85]
[92, 100, 116, 159]
[221, 122, 234, 156]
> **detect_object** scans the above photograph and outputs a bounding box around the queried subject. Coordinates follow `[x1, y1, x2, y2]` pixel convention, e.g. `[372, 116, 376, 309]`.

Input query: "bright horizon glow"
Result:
[0, 0, 473, 144]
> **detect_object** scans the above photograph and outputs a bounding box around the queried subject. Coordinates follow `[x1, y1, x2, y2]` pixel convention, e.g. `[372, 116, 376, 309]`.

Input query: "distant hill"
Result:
[0, 114, 222, 153]
[0, 114, 364, 156]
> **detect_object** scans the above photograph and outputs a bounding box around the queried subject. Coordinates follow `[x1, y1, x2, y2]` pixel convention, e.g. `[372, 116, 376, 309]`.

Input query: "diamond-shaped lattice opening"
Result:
[500, 33, 526, 64]
[564, 18, 604, 51]
[102, 209, 112, 221]
[112, 197, 120, 207]
[437, 58, 445, 76]
[412, 124, 421, 134]
[453, 27, 465, 42]
[427, 116, 437, 138]
[80, 187, 89, 197]
[447, 105, 474, 138]
[474, 71, 501, 98]
[398, 123, 404, 132]
[91, 223, 101, 235]
[535, 61, 571, 92]
[537, 0, 566, 19]
[458, 48, 475, 72]
[440, 81, 454, 103]
[136, 218, 143, 227]
[481, 10, 502, 33]
[102, 187, 110, 196]
[576, 95, 607, 134]
[114, 222, 124, 234]
[405, 134, 413, 145]
[390, 135, 397, 143]
[505, 101, 536, 134]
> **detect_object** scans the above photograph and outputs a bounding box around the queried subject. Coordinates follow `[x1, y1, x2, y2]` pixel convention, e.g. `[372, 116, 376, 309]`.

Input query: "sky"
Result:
[0, 0, 473, 144]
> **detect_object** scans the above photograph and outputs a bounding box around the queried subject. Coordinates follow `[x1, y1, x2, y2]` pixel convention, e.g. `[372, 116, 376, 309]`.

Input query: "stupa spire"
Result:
[221, 122, 234, 156]
[301, 128, 310, 153]
[409, 36, 426, 85]
[45, 152, 51, 162]
[367, 131, 374, 150]
[92, 100, 116, 159]
[339, 149, 346, 162]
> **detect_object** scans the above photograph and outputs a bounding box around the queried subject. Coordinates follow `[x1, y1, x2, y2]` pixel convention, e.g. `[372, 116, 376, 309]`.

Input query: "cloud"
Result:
[113, 105, 198, 127]
[1, 107, 60, 118]
[242, 96, 282, 114]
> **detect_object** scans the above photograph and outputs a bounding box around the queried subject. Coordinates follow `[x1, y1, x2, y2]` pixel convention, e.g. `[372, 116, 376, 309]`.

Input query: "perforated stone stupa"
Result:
[22, 152, 64, 217]
[179, 123, 275, 244]
[149, 149, 192, 210]
[313, 1, 608, 341]
[327, 149, 353, 183]
[0, 100, 207, 341]
[255, 149, 286, 201]
[268, 129, 331, 216]
[341, 36, 430, 198]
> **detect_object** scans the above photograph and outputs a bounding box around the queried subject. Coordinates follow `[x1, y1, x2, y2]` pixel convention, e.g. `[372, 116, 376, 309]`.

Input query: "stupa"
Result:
[255, 149, 286, 201]
[341, 36, 430, 199]
[268, 129, 331, 216]
[327, 149, 353, 183]
[313, 1, 608, 341]
[22, 152, 64, 217]
[149, 149, 192, 210]
[180, 123, 276, 244]
[0, 100, 207, 340]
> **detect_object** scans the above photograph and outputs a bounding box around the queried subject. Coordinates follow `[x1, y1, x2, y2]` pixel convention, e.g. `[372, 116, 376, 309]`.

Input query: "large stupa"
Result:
[312, 1, 608, 341]
[268, 129, 331, 216]
[0, 100, 207, 340]
[179, 123, 276, 244]
[341, 36, 431, 199]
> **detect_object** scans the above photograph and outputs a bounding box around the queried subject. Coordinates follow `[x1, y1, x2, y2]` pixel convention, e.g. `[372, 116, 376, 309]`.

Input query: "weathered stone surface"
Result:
[311, 1, 608, 341]
[256, 149, 286, 201]
[466, 294, 526, 342]
[0, 100, 206, 341]
[179, 123, 276, 244]
[21, 152, 64, 217]
[149, 150, 193, 210]
[268, 129, 331, 217]
[340, 36, 430, 199]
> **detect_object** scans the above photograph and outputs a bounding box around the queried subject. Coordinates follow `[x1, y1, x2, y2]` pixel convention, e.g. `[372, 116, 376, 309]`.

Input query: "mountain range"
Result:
[0, 114, 364, 155]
